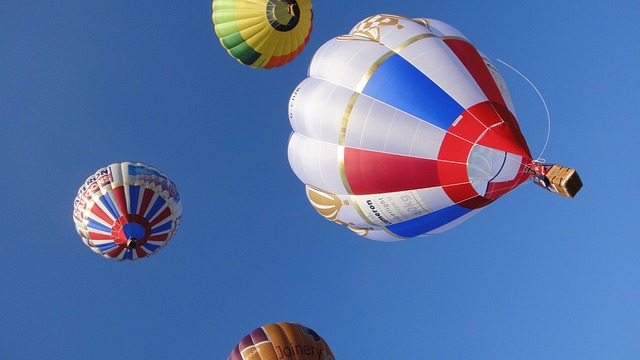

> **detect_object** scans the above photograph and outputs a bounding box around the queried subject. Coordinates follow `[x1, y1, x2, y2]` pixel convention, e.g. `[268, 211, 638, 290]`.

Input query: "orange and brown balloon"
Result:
[227, 322, 334, 360]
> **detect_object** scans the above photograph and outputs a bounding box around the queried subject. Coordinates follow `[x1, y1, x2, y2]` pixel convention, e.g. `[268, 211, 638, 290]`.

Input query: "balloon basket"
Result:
[545, 165, 583, 198]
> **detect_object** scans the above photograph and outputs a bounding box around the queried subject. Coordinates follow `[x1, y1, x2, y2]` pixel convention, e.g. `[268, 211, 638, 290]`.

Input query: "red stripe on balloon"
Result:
[465, 101, 504, 129]
[148, 233, 170, 242]
[87, 232, 116, 240]
[135, 248, 149, 258]
[477, 123, 532, 159]
[90, 203, 115, 224]
[138, 188, 155, 217]
[107, 247, 125, 258]
[443, 38, 507, 109]
[344, 147, 440, 195]
[149, 207, 172, 227]
[112, 186, 128, 217]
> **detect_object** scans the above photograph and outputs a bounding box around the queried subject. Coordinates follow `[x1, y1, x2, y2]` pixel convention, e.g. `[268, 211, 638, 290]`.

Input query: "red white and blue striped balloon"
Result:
[73, 162, 182, 260]
[287, 15, 534, 241]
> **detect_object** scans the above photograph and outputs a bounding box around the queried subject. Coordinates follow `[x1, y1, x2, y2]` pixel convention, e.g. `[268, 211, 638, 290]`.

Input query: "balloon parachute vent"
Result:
[544, 165, 583, 198]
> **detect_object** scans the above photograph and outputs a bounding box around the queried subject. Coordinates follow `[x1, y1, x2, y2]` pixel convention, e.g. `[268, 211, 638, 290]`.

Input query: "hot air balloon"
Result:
[287, 14, 582, 241]
[228, 322, 334, 360]
[212, 0, 313, 69]
[73, 162, 182, 260]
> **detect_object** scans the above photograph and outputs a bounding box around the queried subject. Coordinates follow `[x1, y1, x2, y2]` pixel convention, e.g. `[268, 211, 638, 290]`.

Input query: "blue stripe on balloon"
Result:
[128, 185, 140, 215]
[87, 218, 112, 233]
[96, 242, 118, 251]
[151, 221, 172, 234]
[143, 243, 161, 252]
[387, 205, 473, 238]
[362, 54, 464, 130]
[145, 197, 166, 221]
[99, 194, 120, 220]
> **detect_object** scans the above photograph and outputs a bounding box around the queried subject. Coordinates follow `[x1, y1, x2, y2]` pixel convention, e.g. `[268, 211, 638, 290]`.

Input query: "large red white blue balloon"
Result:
[73, 162, 182, 260]
[288, 15, 537, 241]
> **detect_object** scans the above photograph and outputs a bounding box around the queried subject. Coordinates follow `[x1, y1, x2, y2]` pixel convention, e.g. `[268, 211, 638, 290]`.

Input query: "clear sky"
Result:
[1, 0, 639, 359]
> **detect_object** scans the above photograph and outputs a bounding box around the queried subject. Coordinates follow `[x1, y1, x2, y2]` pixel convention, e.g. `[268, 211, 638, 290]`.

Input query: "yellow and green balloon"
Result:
[212, 0, 313, 69]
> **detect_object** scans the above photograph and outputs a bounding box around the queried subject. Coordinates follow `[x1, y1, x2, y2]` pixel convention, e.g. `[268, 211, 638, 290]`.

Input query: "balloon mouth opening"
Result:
[112, 215, 151, 248]
[267, 1, 300, 31]
[127, 238, 139, 249]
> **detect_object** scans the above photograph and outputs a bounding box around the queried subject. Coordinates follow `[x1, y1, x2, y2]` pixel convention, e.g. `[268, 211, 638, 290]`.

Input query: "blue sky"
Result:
[1, 0, 639, 359]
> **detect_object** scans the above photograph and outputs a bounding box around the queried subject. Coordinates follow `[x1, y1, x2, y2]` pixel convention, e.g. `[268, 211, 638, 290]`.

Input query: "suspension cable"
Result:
[496, 58, 551, 163]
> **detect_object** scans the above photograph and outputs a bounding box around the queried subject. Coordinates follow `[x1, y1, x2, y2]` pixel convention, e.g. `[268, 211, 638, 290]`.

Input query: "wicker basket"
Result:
[546, 165, 582, 198]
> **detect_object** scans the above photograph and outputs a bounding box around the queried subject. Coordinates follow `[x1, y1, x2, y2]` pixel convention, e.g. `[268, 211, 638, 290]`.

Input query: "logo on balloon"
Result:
[306, 185, 372, 237]
[350, 14, 406, 42]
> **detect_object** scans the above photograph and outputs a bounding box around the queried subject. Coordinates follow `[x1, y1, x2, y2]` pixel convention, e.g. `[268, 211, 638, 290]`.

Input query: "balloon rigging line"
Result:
[496, 58, 551, 163]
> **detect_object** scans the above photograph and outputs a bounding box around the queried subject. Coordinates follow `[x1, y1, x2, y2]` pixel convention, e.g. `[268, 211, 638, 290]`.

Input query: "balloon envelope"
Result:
[288, 15, 535, 241]
[212, 0, 313, 68]
[228, 322, 334, 360]
[73, 162, 182, 260]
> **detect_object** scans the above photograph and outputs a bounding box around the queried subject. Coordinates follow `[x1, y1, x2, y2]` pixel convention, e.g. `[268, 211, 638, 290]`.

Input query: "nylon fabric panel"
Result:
[99, 194, 120, 220]
[145, 196, 167, 222]
[343, 92, 447, 158]
[287, 133, 348, 195]
[151, 221, 173, 234]
[344, 147, 440, 194]
[478, 123, 532, 159]
[126, 185, 140, 215]
[387, 204, 473, 238]
[462, 101, 531, 159]
[425, 208, 483, 235]
[139, 188, 155, 219]
[421, 17, 517, 114]
[87, 219, 111, 234]
[491, 102, 531, 156]
[113, 186, 128, 217]
[302, 184, 487, 241]
[304, 185, 457, 230]
[444, 39, 509, 109]
[417, 18, 468, 39]
[484, 58, 517, 115]
[288, 78, 354, 143]
[289, 77, 448, 160]
[397, 36, 488, 109]
[344, 15, 490, 113]
[462, 101, 503, 129]
[90, 202, 114, 225]
[362, 54, 464, 130]
[309, 38, 390, 91]
[438, 134, 473, 163]
[149, 207, 172, 228]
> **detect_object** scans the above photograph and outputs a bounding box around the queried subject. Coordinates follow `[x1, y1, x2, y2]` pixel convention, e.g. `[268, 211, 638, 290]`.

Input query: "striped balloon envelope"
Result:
[228, 322, 334, 360]
[287, 14, 537, 241]
[73, 162, 182, 260]
[212, 0, 313, 68]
